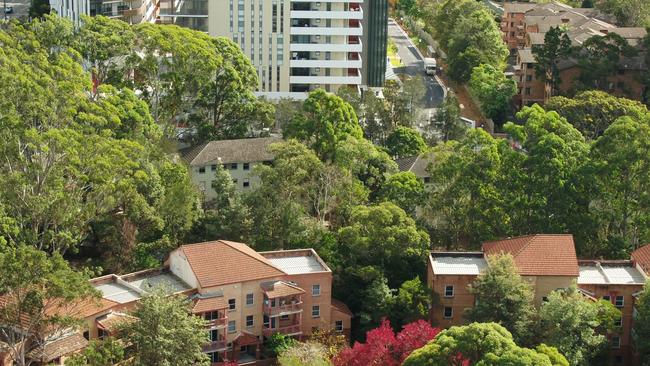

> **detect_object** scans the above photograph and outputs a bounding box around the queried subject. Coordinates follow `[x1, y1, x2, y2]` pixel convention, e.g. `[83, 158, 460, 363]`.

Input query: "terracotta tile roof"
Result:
[482, 234, 579, 276]
[632, 244, 650, 276]
[234, 331, 260, 346]
[179, 240, 286, 288]
[192, 296, 229, 313]
[261, 281, 305, 299]
[330, 299, 353, 317]
[27, 333, 88, 362]
[96, 312, 137, 332]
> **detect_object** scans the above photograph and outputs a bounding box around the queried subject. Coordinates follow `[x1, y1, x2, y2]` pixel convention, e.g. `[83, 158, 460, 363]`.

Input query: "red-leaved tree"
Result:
[333, 320, 440, 366]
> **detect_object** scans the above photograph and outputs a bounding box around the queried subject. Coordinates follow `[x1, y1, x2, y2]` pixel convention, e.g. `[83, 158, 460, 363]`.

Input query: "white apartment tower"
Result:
[204, 0, 364, 98]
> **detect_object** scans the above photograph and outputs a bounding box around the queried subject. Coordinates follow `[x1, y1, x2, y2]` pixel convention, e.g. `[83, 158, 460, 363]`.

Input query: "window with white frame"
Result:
[335, 320, 343, 332]
[228, 298, 236, 311]
[228, 320, 236, 333]
[611, 336, 621, 349]
[615, 296, 624, 307]
[312, 284, 321, 296]
[443, 307, 453, 319]
[444, 285, 454, 298]
[246, 315, 254, 328]
[312, 305, 320, 318]
[246, 293, 254, 306]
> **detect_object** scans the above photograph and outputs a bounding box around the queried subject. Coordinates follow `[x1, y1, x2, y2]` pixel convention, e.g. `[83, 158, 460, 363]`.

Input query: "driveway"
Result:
[388, 18, 445, 111]
[2, 0, 30, 20]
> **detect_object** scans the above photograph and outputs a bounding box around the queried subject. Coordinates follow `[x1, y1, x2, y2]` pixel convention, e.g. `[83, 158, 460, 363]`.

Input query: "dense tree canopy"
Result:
[469, 64, 518, 122]
[633, 284, 650, 365]
[385, 126, 428, 158]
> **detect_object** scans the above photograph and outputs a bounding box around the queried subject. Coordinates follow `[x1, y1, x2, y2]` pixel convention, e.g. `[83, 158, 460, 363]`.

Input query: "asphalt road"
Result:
[388, 19, 444, 112]
[2, 0, 29, 20]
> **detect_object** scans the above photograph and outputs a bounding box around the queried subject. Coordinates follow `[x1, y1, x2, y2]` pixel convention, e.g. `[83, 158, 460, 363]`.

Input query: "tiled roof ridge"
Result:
[483, 234, 537, 257]
[219, 240, 287, 275]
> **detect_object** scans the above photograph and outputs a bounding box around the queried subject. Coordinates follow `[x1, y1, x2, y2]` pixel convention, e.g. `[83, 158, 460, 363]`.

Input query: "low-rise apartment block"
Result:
[181, 137, 282, 199]
[428, 234, 650, 366]
[501, 2, 648, 107]
[0, 241, 350, 366]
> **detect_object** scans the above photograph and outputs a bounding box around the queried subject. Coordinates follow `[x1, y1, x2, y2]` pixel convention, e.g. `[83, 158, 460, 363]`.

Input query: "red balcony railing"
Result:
[203, 337, 227, 353]
[264, 302, 303, 317]
[206, 317, 228, 329]
[263, 324, 302, 337]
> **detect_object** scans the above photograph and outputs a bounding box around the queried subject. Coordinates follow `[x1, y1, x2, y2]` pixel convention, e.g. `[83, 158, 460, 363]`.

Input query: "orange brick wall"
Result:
[428, 273, 478, 328]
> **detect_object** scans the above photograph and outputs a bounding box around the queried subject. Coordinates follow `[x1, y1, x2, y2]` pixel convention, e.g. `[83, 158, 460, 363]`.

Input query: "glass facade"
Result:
[365, 0, 388, 87]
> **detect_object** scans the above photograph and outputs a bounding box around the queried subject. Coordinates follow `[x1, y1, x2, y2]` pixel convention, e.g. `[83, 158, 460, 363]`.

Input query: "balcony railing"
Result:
[264, 302, 303, 317]
[206, 317, 228, 329]
[202, 339, 227, 353]
[263, 324, 302, 337]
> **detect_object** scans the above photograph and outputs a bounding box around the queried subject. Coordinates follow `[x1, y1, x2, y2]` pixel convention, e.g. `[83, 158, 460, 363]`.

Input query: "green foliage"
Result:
[378, 171, 425, 215]
[467, 254, 536, 344]
[278, 341, 332, 366]
[385, 126, 428, 158]
[285, 89, 363, 161]
[0, 245, 99, 365]
[532, 26, 572, 96]
[545, 90, 649, 139]
[575, 33, 638, 92]
[597, 0, 650, 27]
[66, 338, 125, 366]
[265, 333, 297, 357]
[433, 0, 508, 82]
[633, 283, 650, 365]
[29, 0, 51, 19]
[402, 323, 568, 366]
[538, 288, 617, 366]
[469, 64, 517, 122]
[431, 94, 466, 143]
[383, 77, 426, 128]
[118, 289, 209, 366]
[391, 277, 432, 329]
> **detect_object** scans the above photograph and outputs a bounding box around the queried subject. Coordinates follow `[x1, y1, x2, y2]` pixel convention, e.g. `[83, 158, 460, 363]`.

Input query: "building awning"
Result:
[261, 281, 305, 299]
[192, 296, 229, 313]
[234, 331, 260, 346]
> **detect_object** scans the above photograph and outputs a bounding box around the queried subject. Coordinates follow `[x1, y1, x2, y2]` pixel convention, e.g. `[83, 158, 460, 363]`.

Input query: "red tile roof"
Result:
[632, 244, 650, 276]
[262, 281, 305, 299]
[482, 234, 579, 276]
[179, 240, 286, 288]
[192, 296, 229, 313]
[331, 299, 353, 316]
[27, 333, 88, 362]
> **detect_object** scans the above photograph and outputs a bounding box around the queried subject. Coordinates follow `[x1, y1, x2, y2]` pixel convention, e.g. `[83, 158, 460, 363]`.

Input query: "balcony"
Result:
[206, 317, 228, 329]
[290, 42, 362, 52]
[290, 0, 363, 2]
[290, 9, 363, 20]
[290, 74, 362, 85]
[290, 58, 362, 68]
[202, 339, 227, 353]
[263, 324, 302, 337]
[264, 301, 303, 317]
[290, 23, 362, 36]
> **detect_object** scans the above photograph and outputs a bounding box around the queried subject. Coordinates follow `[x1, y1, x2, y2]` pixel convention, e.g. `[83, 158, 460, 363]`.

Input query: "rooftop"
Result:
[178, 240, 287, 288]
[395, 152, 434, 178]
[578, 262, 646, 285]
[261, 281, 305, 298]
[632, 244, 650, 276]
[261, 249, 330, 274]
[518, 48, 536, 64]
[92, 269, 192, 304]
[180, 136, 282, 166]
[430, 252, 487, 275]
[483, 234, 579, 276]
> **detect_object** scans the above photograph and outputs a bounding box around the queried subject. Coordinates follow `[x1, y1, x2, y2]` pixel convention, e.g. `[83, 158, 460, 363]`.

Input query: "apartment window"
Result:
[238, 0, 244, 32]
[526, 74, 533, 82]
[525, 87, 531, 96]
[243, 179, 250, 188]
[229, 0, 233, 31]
[280, 0, 284, 31]
[204, 311, 218, 321]
[98, 328, 109, 340]
[312, 284, 321, 296]
[211, 164, 217, 171]
[443, 307, 453, 319]
[230, 163, 238, 170]
[611, 336, 621, 349]
[335, 320, 343, 332]
[246, 315, 254, 327]
[312, 305, 320, 318]
[603, 295, 611, 302]
[246, 293, 254, 306]
[615, 316, 622, 327]
[228, 298, 236, 311]
[198, 167, 206, 174]
[444, 285, 454, 298]
[232, 179, 238, 185]
[615, 296, 624, 307]
[243, 162, 250, 170]
[228, 320, 236, 333]
[272, 0, 277, 32]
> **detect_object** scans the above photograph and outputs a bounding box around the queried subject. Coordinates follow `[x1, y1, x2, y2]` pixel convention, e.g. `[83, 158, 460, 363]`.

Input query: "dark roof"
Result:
[395, 152, 434, 178]
[180, 137, 282, 166]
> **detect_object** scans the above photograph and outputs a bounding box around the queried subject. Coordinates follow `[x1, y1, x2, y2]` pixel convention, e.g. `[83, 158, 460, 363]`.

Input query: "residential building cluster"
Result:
[501, 1, 648, 107]
[0, 241, 351, 366]
[428, 234, 650, 365]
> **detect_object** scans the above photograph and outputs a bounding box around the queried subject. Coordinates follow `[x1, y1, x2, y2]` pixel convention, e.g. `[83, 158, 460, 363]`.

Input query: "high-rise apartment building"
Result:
[159, 0, 386, 98]
[51, 0, 159, 25]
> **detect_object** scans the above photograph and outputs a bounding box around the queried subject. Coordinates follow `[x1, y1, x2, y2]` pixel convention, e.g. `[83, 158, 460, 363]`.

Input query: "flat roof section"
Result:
[430, 253, 487, 275]
[578, 265, 646, 285]
[126, 273, 192, 293]
[94, 282, 141, 304]
[266, 255, 327, 274]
